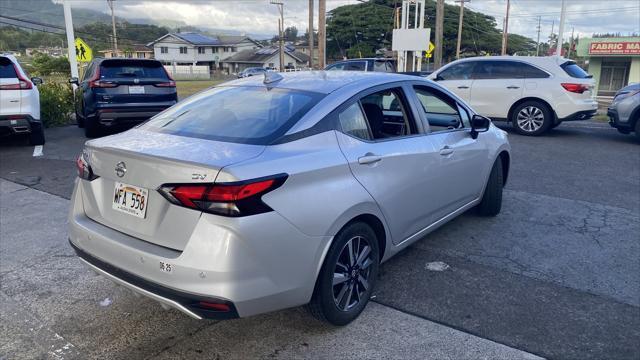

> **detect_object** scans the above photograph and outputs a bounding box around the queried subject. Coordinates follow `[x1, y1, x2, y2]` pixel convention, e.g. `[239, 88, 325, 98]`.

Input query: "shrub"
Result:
[38, 81, 74, 128]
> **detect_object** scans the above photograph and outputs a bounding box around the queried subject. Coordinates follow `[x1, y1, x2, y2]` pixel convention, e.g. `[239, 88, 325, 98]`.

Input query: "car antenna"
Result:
[263, 71, 283, 85]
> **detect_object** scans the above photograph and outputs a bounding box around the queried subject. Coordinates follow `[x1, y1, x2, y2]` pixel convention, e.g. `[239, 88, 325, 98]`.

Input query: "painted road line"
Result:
[32, 145, 43, 157]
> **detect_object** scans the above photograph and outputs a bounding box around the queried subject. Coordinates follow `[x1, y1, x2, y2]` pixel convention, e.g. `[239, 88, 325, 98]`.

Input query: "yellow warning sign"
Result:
[75, 38, 93, 62]
[425, 41, 435, 58]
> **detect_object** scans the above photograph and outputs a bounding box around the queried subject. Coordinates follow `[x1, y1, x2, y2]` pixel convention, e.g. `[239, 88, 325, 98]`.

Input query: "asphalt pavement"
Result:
[0, 120, 638, 359]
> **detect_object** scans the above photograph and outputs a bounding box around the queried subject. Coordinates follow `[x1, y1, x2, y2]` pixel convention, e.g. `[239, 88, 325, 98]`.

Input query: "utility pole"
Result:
[501, 0, 510, 55]
[567, 27, 575, 58]
[535, 16, 541, 56]
[434, 0, 444, 69]
[556, 0, 566, 57]
[270, 1, 284, 72]
[59, 0, 78, 80]
[455, 0, 468, 59]
[318, 0, 326, 68]
[308, 0, 314, 69]
[107, 0, 117, 55]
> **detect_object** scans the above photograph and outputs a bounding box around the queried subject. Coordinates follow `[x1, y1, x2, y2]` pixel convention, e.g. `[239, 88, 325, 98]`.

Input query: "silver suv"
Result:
[69, 72, 511, 325]
[608, 83, 640, 140]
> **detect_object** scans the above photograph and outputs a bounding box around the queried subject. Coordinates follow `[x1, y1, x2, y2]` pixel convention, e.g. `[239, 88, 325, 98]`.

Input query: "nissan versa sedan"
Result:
[69, 71, 510, 325]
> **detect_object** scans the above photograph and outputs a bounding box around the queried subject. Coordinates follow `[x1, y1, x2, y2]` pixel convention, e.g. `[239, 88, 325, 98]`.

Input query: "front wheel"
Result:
[635, 120, 640, 141]
[308, 222, 379, 326]
[476, 158, 503, 216]
[84, 116, 101, 138]
[511, 101, 552, 136]
[28, 123, 45, 145]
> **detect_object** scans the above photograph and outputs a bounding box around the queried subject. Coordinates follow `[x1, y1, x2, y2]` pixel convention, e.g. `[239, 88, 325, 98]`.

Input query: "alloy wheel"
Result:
[516, 106, 545, 132]
[332, 235, 374, 311]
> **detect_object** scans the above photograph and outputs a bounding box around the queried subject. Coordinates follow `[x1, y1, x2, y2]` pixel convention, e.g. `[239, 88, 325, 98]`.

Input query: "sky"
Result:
[67, 0, 640, 41]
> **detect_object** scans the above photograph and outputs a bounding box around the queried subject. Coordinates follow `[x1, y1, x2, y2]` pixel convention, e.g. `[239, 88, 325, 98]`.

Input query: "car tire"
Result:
[28, 123, 45, 146]
[635, 119, 640, 141]
[307, 221, 379, 326]
[84, 117, 101, 138]
[76, 112, 85, 128]
[476, 158, 503, 216]
[511, 101, 552, 136]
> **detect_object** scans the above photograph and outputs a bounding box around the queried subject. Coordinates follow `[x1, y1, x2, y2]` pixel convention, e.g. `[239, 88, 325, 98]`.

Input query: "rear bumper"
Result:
[607, 108, 633, 131]
[0, 115, 39, 137]
[68, 182, 332, 319]
[559, 109, 597, 122]
[70, 240, 239, 320]
[96, 107, 171, 125]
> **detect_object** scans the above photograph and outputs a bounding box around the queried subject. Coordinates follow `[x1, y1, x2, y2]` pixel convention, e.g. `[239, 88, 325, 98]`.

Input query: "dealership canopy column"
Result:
[576, 37, 640, 96]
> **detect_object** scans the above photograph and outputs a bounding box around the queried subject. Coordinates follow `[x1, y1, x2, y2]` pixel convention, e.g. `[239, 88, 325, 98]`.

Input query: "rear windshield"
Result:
[100, 60, 168, 79]
[140, 86, 324, 145]
[561, 62, 590, 78]
[0, 57, 17, 78]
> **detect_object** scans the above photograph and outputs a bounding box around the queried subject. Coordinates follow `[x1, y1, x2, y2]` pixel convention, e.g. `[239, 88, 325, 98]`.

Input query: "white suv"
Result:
[0, 54, 44, 145]
[428, 56, 598, 136]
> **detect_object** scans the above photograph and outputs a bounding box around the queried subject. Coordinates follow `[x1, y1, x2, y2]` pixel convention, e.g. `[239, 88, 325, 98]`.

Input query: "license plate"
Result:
[112, 182, 148, 218]
[128, 85, 145, 94]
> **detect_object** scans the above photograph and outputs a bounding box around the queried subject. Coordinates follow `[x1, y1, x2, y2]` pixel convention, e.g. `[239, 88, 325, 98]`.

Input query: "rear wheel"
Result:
[635, 119, 640, 141]
[76, 112, 85, 128]
[84, 116, 101, 138]
[511, 101, 552, 136]
[476, 159, 503, 216]
[308, 222, 379, 326]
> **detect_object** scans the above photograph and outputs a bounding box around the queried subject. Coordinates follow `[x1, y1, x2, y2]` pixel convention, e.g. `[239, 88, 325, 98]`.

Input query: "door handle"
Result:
[439, 146, 454, 156]
[358, 153, 382, 165]
[506, 85, 520, 89]
[457, 85, 469, 89]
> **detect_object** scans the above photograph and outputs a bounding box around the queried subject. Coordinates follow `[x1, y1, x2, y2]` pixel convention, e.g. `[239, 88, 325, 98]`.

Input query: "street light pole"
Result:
[455, 0, 469, 60]
[270, 1, 284, 72]
[501, 0, 510, 55]
[308, 0, 314, 69]
[59, 0, 78, 80]
[434, 0, 444, 69]
[318, 0, 326, 68]
[556, 0, 566, 57]
[107, 0, 118, 55]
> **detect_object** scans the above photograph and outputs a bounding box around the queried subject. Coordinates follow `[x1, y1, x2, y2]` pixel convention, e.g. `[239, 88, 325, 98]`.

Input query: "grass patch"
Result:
[176, 80, 225, 99]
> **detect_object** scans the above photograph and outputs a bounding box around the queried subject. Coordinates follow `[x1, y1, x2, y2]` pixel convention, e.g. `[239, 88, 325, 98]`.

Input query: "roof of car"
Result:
[224, 71, 419, 94]
[450, 55, 570, 66]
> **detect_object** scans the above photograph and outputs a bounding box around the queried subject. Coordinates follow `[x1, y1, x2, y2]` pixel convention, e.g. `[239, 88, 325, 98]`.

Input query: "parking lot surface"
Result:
[1, 121, 639, 359]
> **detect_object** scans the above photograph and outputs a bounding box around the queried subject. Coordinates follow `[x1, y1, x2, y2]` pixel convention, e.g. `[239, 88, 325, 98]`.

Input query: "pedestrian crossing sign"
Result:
[75, 38, 93, 62]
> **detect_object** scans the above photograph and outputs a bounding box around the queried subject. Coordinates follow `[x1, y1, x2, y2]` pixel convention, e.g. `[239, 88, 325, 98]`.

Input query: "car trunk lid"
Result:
[79, 128, 265, 251]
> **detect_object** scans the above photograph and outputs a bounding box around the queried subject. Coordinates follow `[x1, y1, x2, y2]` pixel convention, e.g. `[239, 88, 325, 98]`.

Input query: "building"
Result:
[222, 45, 310, 73]
[25, 47, 65, 58]
[98, 44, 153, 59]
[147, 32, 261, 70]
[576, 37, 640, 96]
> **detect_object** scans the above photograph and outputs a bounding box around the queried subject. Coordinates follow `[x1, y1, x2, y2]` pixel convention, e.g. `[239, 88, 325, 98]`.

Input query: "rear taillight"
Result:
[76, 152, 99, 181]
[158, 174, 287, 217]
[0, 63, 33, 90]
[561, 83, 589, 94]
[88, 67, 117, 88]
[154, 80, 176, 87]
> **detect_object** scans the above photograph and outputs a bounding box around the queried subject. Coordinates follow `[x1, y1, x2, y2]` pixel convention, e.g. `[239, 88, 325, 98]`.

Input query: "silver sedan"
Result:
[69, 71, 511, 325]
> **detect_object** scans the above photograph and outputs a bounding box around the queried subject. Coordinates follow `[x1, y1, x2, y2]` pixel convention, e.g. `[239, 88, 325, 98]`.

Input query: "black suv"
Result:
[71, 58, 178, 137]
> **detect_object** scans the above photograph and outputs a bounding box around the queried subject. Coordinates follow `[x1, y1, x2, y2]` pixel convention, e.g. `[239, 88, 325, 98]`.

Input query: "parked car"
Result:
[70, 58, 178, 138]
[237, 67, 267, 78]
[69, 71, 510, 325]
[428, 56, 598, 136]
[608, 83, 640, 140]
[325, 58, 397, 72]
[0, 54, 44, 145]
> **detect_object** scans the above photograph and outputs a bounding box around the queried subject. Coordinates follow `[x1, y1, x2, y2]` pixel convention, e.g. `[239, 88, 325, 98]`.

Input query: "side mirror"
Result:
[31, 77, 43, 86]
[69, 77, 79, 85]
[470, 114, 491, 139]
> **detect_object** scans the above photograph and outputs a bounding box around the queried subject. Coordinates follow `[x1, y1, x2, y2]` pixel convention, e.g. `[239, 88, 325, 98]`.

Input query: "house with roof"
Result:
[99, 44, 153, 59]
[147, 32, 261, 70]
[221, 45, 310, 73]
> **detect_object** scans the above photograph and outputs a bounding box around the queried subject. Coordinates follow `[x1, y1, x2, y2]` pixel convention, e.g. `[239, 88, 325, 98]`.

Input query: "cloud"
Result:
[68, 0, 640, 40]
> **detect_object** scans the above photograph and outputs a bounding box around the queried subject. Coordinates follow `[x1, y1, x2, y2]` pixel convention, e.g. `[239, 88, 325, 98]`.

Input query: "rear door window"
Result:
[100, 60, 168, 79]
[473, 61, 521, 79]
[561, 62, 590, 78]
[141, 86, 323, 145]
[0, 58, 17, 78]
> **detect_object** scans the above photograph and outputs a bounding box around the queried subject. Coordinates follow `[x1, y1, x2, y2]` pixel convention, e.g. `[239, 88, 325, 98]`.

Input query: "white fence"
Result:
[164, 65, 211, 80]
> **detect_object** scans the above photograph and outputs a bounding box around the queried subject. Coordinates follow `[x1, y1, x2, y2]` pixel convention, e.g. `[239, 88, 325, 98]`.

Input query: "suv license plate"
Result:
[128, 85, 145, 94]
[112, 182, 148, 218]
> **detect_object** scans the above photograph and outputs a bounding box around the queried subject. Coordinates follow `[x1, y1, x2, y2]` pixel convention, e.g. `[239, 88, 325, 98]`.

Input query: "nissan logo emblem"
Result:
[115, 162, 126, 178]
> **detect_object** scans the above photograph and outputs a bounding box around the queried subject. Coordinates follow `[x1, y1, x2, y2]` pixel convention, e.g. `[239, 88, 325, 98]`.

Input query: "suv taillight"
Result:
[561, 83, 589, 94]
[154, 80, 176, 87]
[88, 67, 117, 88]
[158, 174, 287, 217]
[0, 63, 32, 90]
